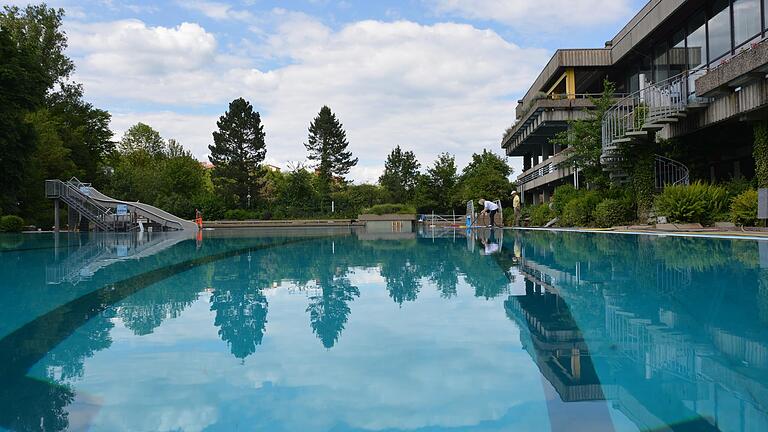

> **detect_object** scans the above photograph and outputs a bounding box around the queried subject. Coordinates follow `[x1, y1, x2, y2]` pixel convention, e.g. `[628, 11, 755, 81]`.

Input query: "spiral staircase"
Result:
[600, 69, 710, 189]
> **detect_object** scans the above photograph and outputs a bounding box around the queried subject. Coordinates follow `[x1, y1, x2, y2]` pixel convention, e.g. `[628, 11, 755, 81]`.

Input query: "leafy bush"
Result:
[529, 204, 555, 226]
[551, 185, 580, 215]
[722, 177, 755, 198]
[731, 189, 758, 226]
[362, 204, 417, 215]
[560, 192, 602, 227]
[593, 198, 633, 228]
[223, 209, 259, 220]
[654, 182, 729, 225]
[0, 215, 25, 232]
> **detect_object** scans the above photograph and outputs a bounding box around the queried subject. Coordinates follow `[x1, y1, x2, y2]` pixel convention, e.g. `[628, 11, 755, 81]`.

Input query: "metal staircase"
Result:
[601, 69, 708, 188]
[45, 178, 116, 231]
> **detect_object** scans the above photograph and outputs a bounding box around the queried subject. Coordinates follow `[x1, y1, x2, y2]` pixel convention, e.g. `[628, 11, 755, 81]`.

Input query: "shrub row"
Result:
[0, 215, 25, 232]
[362, 204, 417, 215]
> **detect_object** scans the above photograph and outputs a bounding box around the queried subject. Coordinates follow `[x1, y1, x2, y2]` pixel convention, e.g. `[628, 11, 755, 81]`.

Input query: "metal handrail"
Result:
[654, 155, 690, 190]
[517, 161, 558, 185]
[601, 68, 710, 158]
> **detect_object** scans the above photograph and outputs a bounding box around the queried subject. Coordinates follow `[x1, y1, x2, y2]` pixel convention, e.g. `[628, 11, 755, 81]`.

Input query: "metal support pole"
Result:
[54, 198, 60, 233]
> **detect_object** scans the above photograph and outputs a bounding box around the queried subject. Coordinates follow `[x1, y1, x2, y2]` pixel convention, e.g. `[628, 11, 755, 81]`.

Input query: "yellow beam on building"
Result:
[565, 67, 576, 99]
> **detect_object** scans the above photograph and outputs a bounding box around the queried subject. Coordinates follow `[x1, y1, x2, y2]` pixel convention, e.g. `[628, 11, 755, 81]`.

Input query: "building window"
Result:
[670, 29, 687, 76]
[653, 43, 669, 81]
[733, 0, 761, 46]
[708, 0, 732, 61]
[688, 10, 708, 69]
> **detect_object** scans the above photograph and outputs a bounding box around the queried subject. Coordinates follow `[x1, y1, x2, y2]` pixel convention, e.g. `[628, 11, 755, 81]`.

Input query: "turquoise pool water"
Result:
[0, 228, 766, 431]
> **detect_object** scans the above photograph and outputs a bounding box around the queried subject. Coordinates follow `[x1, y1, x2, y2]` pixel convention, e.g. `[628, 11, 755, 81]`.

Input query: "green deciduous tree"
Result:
[209, 98, 267, 208]
[0, 26, 46, 213]
[549, 79, 615, 189]
[0, 4, 74, 91]
[119, 122, 165, 156]
[418, 152, 458, 212]
[379, 145, 421, 203]
[455, 150, 514, 205]
[305, 106, 358, 197]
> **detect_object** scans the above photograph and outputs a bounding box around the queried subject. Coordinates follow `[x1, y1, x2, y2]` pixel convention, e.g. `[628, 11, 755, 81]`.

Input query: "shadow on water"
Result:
[1, 228, 768, 430]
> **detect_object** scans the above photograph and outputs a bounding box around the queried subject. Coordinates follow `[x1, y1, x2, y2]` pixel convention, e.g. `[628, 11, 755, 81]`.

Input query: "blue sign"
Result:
[116, 204, 128, 216]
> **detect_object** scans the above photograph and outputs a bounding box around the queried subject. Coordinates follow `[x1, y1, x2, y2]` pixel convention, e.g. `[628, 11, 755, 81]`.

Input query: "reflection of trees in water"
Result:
[42, 312, 114, 380]
[307, 276, 360, 348]
[210, 254, 271, 360]
[0, 378, 74, 432]
[117, 279, 201, 336]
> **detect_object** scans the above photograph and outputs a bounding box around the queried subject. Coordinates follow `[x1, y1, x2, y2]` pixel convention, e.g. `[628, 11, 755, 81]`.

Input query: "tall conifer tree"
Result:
[305, 106, 357, 197]
[209, 98, 266, 208]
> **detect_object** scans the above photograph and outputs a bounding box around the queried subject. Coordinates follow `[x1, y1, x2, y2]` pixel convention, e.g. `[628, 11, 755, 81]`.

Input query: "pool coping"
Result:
[505, 226, 768, 241]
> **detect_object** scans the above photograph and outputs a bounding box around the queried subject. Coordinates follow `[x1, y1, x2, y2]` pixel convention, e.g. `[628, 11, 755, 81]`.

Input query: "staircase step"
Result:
[611, 137, 632, 145]
[642, 124, 665, 132]
[652, 117, 679, 124]
[626, 131, 650, 138]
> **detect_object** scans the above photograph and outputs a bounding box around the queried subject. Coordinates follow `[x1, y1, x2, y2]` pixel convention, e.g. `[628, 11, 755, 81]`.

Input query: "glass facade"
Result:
[733, 0, 762, 46]
[688, 10, 708, 69]
[653, 42, 669, 81]
[670, 29, 687, 76]
[709, 0, 732, 61]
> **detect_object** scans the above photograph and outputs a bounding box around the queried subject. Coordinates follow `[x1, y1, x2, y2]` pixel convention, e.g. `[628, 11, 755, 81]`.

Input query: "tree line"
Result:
[0, 4, 515, 227]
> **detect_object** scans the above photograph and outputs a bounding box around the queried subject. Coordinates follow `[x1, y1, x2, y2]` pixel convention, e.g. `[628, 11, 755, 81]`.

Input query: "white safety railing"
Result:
[654, 155, 690, 191]
[601, 68, 709, 164]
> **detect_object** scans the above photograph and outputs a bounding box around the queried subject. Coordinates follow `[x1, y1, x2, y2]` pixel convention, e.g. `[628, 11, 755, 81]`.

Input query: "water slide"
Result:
[81, 185, 199, 231]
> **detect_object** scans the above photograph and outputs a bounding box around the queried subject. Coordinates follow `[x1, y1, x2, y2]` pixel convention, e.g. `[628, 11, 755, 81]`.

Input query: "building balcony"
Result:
[516, 148, 575, 190]
[502, 96, 596, 157]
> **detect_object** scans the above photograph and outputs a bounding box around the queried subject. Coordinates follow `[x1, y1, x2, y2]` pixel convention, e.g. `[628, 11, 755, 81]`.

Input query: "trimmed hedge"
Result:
[654, 181, 729, 225]
[0, 215, 25, 232]
[560, 192, 601, 227]
[223, 209, 259, 220]
[593, 198, 633, 228]
[362, 204, 417, 215]
[730, 189, 758, 226]
[551, 185, 580, 215]
[529, 204, 555, 226]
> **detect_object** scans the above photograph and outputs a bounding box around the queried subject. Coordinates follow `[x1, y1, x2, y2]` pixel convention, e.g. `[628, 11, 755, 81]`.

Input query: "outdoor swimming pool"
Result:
[0, 228, 766, 431]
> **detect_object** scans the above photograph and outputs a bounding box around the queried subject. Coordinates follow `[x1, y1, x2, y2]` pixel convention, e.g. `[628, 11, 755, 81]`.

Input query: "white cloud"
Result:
[67, 13, 549, 182]
[427, 0, 634, 30]
[178, 0, 255, 21]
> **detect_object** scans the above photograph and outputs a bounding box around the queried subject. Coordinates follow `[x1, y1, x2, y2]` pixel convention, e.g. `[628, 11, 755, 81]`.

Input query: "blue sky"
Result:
[12, 0, 647, 181]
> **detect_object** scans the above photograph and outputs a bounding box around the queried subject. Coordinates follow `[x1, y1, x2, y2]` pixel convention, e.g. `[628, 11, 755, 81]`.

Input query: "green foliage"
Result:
[730, 189, 758, 226]
[414, 152, 458, 213]
[0, 215, 25, 232]
[362, 204, 417, 215]
[549, 79, 615, 188]
[754, 122, 768, 189]
[721, 176, 756, 198]
[632, 149, 655, 221]
[455, 150, 513, 205]
[0, 26, 46, 212]
[209, 98, 267, 208]
[223, 209, 259, 220]
[560, 192, 602, 227]
[654, 182, 729, 225]
[593, 198, 633, 228]
[119, 122, 165, 156]
[551, 185, 580, 215]
[305, 105, 357, 197]
[0, 4, 74, 90]
[529, 204, 555, 226]
[379, 146, 421, 203]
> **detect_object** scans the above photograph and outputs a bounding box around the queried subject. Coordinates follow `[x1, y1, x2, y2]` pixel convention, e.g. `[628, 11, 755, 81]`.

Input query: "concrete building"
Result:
[503, 0, 768, 204]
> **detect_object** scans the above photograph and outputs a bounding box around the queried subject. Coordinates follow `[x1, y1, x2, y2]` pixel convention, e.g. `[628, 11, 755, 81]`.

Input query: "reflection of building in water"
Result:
[505, 280, 606, 402]
[46, 232, 189, 285]
[514, 248, 768, 432]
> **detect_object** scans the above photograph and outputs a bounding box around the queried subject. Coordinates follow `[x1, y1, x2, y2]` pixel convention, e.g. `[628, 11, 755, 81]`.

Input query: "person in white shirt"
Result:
[477, 198, 499, 227]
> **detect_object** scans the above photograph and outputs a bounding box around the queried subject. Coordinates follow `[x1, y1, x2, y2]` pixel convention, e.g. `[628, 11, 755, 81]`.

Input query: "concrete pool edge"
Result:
[504, 226, 768, 241]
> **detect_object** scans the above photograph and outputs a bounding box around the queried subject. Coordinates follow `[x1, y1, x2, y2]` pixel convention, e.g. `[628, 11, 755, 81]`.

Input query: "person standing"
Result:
[477, 198, 499, 228]
[512, 190, 521, 227]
